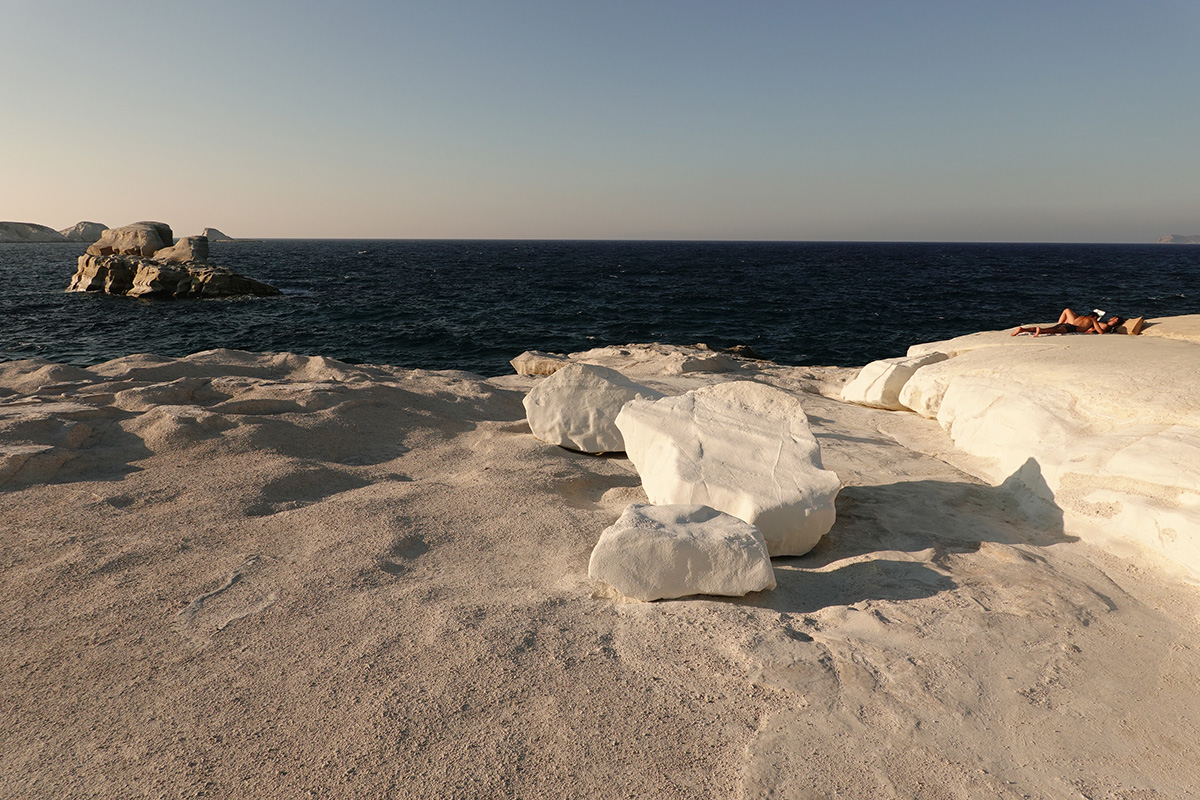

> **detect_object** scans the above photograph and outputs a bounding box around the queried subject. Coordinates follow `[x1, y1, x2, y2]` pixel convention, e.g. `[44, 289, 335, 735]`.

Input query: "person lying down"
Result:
[1012, 308, 1125, 337]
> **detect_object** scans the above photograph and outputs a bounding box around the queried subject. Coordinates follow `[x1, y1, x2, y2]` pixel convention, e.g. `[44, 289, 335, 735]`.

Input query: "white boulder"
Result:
[153, 235, 209, 264]
[588, 503, 776, 601]
[841, 351, 948, 410]
[86, 221, 174, 257]
[615, 381, 841, 556]
[523, 363, 663, 453]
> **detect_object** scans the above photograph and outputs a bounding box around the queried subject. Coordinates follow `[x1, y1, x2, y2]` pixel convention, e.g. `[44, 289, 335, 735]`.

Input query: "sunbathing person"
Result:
[1012, 308, 1124, 337]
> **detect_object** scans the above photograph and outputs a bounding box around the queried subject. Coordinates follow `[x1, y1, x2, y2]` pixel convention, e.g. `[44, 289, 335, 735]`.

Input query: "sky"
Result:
[3, 0, 1198, 242]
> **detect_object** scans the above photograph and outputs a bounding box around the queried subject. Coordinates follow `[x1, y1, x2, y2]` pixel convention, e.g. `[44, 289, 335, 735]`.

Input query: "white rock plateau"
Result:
[588, 503, 776, 601]
[841, 351, 948, 410]
[523, 363, 663, 453]
[898, 316, 1200, 576]
[616, 380, 841, 556]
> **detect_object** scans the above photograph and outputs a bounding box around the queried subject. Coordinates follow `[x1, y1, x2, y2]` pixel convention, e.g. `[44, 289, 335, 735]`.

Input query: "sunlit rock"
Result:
[588, 503, 775, 601]
[524, 363, 663, 453]
[616, 380, 841, 556]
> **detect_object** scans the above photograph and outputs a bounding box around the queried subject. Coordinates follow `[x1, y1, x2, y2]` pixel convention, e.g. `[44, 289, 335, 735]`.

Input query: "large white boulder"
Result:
[523, 363, 663, 453]
[86, 221, 174, 257]
[588, 503, 776, 601]
[841, 352, 948, 410]
[615, 381, 841, 556]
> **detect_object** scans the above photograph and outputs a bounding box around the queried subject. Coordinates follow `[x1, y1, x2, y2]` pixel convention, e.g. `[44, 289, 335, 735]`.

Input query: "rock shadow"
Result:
[0, 410, 153, 489]
[725, 458, 1064, 612]
[798, 457, 1069, 570]
[736, 558, 957, 615]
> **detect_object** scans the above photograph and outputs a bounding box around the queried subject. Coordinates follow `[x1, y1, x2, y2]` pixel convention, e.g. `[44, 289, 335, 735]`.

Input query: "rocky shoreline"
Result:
[3, 329, 1199, 797]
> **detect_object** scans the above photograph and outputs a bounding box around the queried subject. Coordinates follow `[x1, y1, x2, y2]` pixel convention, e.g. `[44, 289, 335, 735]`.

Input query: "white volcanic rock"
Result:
[58, 221, 108, 243]
[86, 221, 174, 257]
[616, 380, 841, 556]
[587, 503, 775, 601]
[153, 235, 209, 264]
[842, 352, 948, 410]
[899, 330, 1200, 575]
[0, 222, 67, 243]
[523, 364, 663, 453]
[510, 350, 572, 376]
[202, 227, 235, 242]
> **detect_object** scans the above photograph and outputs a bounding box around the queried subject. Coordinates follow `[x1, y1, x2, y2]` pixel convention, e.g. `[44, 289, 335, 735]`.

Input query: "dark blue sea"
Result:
[3, 240, 1198, 376]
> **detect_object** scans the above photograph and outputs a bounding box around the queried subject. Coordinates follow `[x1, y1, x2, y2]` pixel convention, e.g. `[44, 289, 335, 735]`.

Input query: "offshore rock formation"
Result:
[202, 227, 236, 242]
[59, 221, 108, 243]
[68, 221, 279, 299]
[0, 221, 67, 242]
[1156, 234, 1200, 244]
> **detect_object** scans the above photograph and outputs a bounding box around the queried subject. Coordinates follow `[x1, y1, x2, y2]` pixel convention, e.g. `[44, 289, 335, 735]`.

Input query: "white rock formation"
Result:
[202, 227, 235, 242]
[616, 380, 841, 556]
[0, 222, 67, 243]
[510, 350, 572, 376]
[153, 235, 209, 264]
[898, 324, 1200, 576]
[841, 352, 948, 410]
[86, 221, 174, 258]
[58, 222, 108, 243]
[587, 503, 776, 601]
[523, 364, 663, 453]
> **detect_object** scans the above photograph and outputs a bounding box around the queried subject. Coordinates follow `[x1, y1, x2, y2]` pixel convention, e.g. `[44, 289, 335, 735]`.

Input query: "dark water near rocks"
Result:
[3, 240, 1198, 376]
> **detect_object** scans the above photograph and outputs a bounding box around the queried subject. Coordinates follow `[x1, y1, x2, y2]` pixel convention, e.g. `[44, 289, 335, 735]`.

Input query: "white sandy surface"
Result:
[3, 345, 1199, 799]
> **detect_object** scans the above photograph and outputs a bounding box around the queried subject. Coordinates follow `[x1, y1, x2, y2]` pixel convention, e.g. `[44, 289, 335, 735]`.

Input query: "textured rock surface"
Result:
[58, 221, 108, 243]
[86, 221, 174, 257]
[510, 350, 572, 376]
[841, 352, 948, 410]
[900, 327, 1200, 575]
[524, 363, 663, 453]
[153, 235, 209, 264]
[616, 380, 841, 556]
[0, 221, 67, 242]
[69, 254, 279, 298]
[588, 503, 775, 601]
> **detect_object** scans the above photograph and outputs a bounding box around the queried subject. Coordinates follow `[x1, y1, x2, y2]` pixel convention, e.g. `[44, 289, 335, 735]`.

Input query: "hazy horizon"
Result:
[4, 1, 1198, 243]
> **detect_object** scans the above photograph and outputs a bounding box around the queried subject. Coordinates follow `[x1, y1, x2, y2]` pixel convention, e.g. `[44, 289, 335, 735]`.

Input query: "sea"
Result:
[3, 240, 1198, 377]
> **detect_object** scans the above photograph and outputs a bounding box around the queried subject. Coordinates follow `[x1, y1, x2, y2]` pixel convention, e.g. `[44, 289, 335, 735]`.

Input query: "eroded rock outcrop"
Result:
[58, 222, 108, 243]
[842, 351, 948, 410]
[86, 221, 175, 257]
[588, 503, 776, 601]
[0, 222, 67, 243]
[202, 227, 235, 242]
[68, 222, 278, 299]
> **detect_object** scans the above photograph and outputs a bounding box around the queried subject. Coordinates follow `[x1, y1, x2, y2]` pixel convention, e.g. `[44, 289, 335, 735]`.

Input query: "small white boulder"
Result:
[616, 381, 841, 556]
[588, 503, 776, 601]
[841, 352, 949, 410]
[523, 363, 663, 453]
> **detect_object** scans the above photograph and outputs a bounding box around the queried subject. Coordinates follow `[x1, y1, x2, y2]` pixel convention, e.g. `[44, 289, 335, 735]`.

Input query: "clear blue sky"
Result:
[4, 0, 1198, 241]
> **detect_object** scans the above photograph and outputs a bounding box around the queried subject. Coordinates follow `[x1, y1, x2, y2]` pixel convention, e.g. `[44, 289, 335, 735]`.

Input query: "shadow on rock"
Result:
[736, 558, 957, 614]
[804, 457, 1069, 568]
